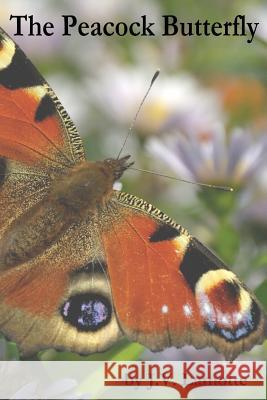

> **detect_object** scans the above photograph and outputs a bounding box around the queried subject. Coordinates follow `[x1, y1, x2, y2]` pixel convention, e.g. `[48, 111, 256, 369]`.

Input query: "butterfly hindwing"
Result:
[0, 217, 122, 356]
[102, 192, 267, 360]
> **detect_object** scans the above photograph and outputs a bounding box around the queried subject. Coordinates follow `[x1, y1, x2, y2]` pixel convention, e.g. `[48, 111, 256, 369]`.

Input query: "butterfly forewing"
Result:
[0, 27, 85, 170]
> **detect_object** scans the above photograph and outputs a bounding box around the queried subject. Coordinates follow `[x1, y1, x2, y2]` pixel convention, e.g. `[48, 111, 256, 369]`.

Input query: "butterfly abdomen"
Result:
[0, 200, 73, 268]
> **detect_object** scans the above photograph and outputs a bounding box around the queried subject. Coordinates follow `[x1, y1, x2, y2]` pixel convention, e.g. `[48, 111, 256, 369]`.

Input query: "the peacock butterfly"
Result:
[0, 27, 265, 361]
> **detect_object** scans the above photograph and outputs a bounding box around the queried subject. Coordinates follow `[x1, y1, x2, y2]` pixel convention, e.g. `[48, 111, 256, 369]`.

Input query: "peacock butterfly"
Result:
[0, 27, 265, 361]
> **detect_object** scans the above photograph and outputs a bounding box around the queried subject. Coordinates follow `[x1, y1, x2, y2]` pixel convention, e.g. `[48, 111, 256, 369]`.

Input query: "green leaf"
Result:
[198, 189, 237, 218]
[212, 222, 240, 265]
[255, 279, 267, 312]
[6, 342, 20, 360]
[253, 251, 267, 269]
[0, 336, 20, 360]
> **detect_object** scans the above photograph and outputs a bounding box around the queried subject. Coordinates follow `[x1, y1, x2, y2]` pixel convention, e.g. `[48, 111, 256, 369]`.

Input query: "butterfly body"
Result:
[48, 155, 133, 215]
[0, 156, 131, 268]
[0, 27, 265, 360]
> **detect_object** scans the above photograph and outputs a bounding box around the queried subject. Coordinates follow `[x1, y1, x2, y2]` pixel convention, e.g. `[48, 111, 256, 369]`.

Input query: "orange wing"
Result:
[102, 201, 267, 360]
[0, 217, 122, 356]
[0, 27, 86, 234]
[0, 27, 85, 170]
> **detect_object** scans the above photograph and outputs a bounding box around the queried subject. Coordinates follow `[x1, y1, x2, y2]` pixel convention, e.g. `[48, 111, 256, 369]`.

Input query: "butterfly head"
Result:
[103, 155, 134, 181]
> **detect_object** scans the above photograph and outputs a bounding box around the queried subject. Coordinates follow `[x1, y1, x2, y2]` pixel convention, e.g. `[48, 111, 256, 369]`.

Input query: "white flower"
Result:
[247, 5, 267, 42]
[88, 67, 223, 136]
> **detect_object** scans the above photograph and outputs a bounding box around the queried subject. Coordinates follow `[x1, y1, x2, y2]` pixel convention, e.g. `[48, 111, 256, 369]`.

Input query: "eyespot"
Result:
[60, 293, 112, 332]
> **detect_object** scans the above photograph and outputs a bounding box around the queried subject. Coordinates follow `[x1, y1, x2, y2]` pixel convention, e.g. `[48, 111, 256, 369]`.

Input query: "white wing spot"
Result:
[0, 36, 16, 70]
[203, 302, 212, 315]
[183, 303, 192, 317]
[161, 304, 169, 314]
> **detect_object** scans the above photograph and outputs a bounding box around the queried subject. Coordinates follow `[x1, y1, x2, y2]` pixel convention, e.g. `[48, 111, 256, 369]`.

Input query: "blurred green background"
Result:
[0, 0, 266, 362]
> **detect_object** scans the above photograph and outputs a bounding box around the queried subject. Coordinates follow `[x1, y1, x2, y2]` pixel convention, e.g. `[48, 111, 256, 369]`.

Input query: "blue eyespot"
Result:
[61, 293, 111, 332]
[204, 299, 261, 342]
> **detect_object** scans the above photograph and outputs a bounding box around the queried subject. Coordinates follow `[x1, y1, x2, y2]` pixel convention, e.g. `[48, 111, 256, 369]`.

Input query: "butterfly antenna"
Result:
[117, 69, 160, 160]
[129, 167, 234, 192]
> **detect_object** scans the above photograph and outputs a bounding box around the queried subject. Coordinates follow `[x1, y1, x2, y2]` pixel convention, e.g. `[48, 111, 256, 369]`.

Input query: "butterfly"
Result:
[0, 27, 265, 361]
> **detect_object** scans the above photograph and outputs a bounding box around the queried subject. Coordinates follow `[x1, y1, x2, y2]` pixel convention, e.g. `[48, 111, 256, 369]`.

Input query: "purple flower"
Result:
[148, 128, 267, 187]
